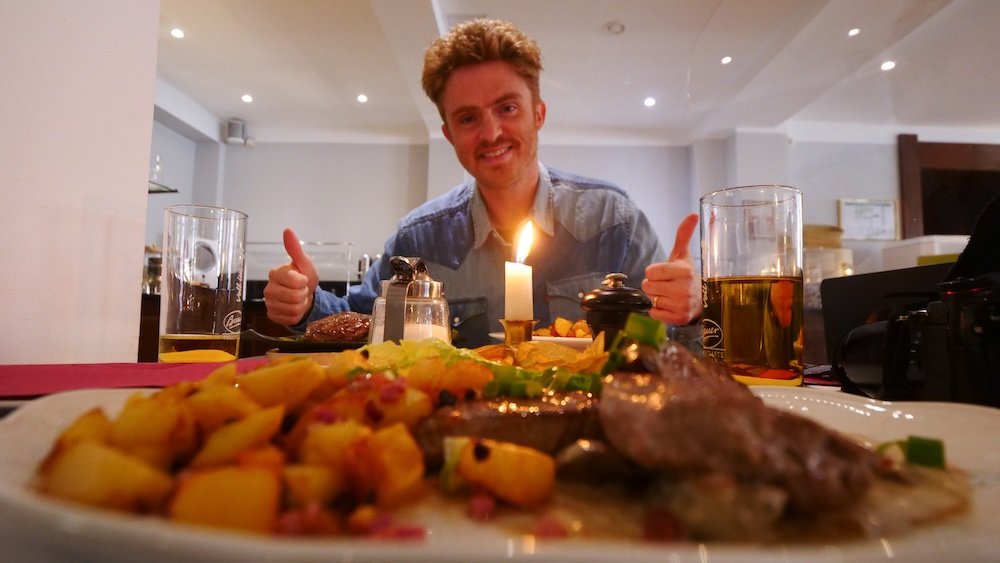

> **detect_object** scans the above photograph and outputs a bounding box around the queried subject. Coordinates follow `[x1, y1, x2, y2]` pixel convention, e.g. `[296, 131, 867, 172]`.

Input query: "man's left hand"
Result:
[643, 212, 701, 325]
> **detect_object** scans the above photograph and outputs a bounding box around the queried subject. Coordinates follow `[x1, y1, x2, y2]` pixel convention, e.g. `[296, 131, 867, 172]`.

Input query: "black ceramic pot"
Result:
[580, 273, 652, 341]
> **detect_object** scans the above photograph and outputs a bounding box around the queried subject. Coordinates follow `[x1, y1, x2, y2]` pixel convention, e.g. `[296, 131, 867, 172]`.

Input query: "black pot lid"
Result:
[580, 273, 652, 313]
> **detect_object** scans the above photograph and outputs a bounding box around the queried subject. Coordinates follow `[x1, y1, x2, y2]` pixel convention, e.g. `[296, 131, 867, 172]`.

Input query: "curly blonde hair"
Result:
[422, 19, 543, 118]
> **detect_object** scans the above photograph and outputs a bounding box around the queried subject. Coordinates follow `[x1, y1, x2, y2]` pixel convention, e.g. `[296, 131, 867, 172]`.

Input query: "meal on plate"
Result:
[534, 316, 592, 338]
[303, 311, 371, 343]
[30, 316, 970, 542]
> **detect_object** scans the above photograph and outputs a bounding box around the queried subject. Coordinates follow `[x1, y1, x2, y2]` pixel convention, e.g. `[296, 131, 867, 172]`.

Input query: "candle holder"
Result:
[499, 319, 538, 345]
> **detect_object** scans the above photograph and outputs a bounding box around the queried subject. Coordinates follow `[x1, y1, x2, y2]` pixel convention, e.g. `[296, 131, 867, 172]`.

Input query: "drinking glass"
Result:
[700, 185, 803, 383]
[159, 205, 247, 362]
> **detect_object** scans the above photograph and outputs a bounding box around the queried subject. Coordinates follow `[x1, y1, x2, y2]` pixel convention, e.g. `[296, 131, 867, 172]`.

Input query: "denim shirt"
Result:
[306, 163, 667, 347]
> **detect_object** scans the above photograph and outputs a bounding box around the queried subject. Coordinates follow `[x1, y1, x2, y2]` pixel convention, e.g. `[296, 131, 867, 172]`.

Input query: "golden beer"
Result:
[158, 333, 239, 363]
[702, 275, 803, 380]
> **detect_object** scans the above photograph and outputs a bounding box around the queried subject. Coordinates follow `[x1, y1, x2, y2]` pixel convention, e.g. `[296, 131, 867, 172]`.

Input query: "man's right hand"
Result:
[263, 228, 319, 326]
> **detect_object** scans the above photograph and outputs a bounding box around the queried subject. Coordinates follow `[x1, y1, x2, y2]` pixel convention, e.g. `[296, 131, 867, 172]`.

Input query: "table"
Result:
[0, 357, 269, 416]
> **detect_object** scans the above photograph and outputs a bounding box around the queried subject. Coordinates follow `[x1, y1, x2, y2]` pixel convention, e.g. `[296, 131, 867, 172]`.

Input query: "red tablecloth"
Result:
[0, 357, 269, 399]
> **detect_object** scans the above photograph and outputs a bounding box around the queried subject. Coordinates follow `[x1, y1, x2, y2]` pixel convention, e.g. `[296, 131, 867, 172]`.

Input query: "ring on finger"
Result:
[653, 295, 659, 309]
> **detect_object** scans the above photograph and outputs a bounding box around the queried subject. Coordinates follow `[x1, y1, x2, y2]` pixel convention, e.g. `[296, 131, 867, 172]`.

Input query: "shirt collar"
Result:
[471, 162, 555, 249]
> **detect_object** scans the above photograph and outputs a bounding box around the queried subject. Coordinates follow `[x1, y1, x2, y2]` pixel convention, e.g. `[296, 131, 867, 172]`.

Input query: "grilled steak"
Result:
[303, 312, 371, 342]
[413, 392, 603, 469]
[599, 342, 877, 513]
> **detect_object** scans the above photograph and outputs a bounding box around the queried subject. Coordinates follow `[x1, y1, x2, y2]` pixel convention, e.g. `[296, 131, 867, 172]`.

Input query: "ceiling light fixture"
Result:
[721, 56, 733, 65]
[605, 21, 625, 35]
[880, 60, 896, 71]
[241, 94, 253, 103]
[170, 28, 184, 39]
[848, 28, 860, 37]
[357, 94, 368, 103]
[643, 97, 656, 108]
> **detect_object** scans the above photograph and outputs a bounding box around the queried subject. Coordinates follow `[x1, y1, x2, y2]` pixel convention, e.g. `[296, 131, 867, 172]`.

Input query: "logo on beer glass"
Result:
[223, 310, 243, 333]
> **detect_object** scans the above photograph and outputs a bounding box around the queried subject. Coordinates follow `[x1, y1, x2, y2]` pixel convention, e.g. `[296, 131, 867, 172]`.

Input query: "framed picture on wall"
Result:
[838, 199, 898, 240]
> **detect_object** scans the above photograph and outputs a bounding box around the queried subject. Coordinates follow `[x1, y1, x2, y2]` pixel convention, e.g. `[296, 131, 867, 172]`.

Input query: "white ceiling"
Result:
[155, 0, 1000, 145]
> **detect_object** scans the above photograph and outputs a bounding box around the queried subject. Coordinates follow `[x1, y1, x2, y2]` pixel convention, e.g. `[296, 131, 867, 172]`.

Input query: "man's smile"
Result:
[479, 145, 512, 160]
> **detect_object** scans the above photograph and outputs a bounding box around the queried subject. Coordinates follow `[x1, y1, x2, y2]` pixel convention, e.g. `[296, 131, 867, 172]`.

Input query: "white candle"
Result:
[505, 261, 533, 320]
[504, 222, 535, 320]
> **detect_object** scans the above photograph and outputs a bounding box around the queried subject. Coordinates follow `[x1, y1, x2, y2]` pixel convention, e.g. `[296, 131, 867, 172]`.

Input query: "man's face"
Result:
[440, 61, 546, 193]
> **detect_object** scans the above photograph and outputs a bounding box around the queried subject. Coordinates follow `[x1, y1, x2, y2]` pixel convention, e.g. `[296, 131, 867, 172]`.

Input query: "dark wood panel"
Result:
[138, 294, 160, 362]
[898, 134, 1000, 239]
[898, 134, 924, 238]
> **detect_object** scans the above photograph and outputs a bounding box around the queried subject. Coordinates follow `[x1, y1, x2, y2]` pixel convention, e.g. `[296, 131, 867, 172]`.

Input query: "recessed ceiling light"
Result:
[721, 56, 733, 65]
[848, 28, 860, 37]
[241, 94, 253, 103]
[356, 94, 368, 103]
[643, 97, 656, 108]
[170, 28, 185, 39]
[880, 60, 896, 71]
[605, 21, 625, 35]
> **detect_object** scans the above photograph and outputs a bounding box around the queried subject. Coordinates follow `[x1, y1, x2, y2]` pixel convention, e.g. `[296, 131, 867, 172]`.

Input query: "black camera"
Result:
[837, 274, 1000, 407]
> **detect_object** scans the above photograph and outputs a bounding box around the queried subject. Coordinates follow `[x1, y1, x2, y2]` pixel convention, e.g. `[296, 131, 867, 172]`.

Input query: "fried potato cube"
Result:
[298, 419, 371, 467]
[570, 319, 591, 338]
[237, 359, 326, 411]
[319, 349, 368, 394]
[439, 360, 493, 399]
[185, 385, 261, 433]
[405, 356, 447, 396]
[169, 466, 280, 533]
[457, 438, 555, 506]
[189, 405, 284, 469]
[308, 380, 432, 430]
[283, 464, 344, 507]
[235, 444, 286, 470]
[202, 361, 239, 386]
[108, 392, 197, 470]
[380, 386, 434, 428]
[551, 317, 573, 337]
[366, 422, 425, 506]
[40, 441, 173, 512]
[52, 407, 112, 449]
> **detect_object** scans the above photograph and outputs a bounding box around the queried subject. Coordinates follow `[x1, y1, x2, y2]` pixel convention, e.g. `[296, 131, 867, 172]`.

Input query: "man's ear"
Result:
[534, 100, 547, 129]
[441, 123, 454, 144]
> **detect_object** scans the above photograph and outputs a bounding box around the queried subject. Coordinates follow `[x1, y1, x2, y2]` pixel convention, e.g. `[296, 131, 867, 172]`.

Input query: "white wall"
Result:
[219, 142, 429, 265]
[730, 131, 791, 186]
[540, 145, 693, 256]
[789, 140, 899, 273]
[145, 120, 197, 246]
[426, 137, 467, 200]
[0, 0, 160, 364]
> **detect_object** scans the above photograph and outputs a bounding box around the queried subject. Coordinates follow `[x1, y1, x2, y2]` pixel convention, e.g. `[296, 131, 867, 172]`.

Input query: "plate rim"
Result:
[1, 387, 998, 562]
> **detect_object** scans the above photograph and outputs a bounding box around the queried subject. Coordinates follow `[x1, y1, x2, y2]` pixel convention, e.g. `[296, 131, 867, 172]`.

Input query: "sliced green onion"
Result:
[481, 379, 500, 399]
[439, 436, 470, 493]
[510, 379, 544, 398]
[876, 435, 946, 468]
[904, 435, 946, 468]
[622, 313, 667, 348]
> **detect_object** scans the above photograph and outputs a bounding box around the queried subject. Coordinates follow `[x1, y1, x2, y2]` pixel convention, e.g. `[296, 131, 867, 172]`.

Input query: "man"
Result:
[264, 19, 699, 346]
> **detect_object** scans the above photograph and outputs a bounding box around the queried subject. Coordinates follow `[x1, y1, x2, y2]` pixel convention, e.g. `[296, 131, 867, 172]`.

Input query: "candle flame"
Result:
[515, 221, 534, 263]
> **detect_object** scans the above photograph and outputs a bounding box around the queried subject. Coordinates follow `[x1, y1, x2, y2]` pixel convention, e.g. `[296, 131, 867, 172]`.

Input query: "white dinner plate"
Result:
[488, 332, 592, 350]
[0, 388, 998, 562]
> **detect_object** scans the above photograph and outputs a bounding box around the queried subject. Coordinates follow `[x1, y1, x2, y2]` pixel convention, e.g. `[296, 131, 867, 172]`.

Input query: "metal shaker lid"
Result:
[378, 256, 444, 299]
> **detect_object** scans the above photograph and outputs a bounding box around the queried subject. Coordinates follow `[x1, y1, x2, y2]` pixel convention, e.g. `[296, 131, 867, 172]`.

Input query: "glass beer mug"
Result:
[700, 185, 804, 384]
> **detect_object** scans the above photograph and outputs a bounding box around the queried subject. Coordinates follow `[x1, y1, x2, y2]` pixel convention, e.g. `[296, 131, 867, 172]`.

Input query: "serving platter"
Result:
[0, 388, 997, 562]
[243, 329, 365, 352]
[488, 332, 593, 351]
